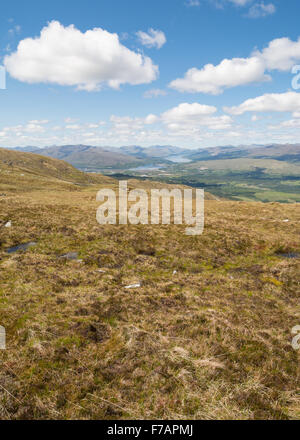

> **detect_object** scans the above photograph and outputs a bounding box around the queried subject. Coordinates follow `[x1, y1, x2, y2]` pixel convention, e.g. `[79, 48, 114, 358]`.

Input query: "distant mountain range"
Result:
[185, 144, 300, 163]
[119, 145, 188, 158]
[7, 143, 300, 170]
[38, 145, 147, 170]
[8, 144, 188, 170]
[13, 146, 41, 153]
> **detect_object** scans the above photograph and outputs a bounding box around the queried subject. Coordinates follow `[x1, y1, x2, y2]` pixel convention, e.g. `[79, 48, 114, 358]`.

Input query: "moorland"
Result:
[0, 147, 299, 420]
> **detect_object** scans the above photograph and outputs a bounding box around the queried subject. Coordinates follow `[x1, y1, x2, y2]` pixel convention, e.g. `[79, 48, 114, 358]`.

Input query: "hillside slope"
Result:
[0, 148, 217, 199]
[37, 145, 147, 170]
[187, 144, 300, 162]
[0, 148, 114, 191]
[120, 145, 188, 158]
[0, 152, 299, 420]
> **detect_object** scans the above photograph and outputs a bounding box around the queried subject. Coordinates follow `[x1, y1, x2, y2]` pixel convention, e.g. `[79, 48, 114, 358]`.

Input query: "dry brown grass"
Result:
[0, 152, 299, 420]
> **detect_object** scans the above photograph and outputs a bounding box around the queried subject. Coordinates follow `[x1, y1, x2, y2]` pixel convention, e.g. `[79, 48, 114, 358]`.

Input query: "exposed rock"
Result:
[59, 252, 79, 261]
[124, 283, 141, 289]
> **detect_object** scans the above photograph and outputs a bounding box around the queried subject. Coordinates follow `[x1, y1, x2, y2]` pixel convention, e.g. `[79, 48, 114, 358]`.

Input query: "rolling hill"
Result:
[120, 145, 188, 158]
[186, 143, 300, 163]
[0, 147, 114, 191]
[33, 145, 152, 171]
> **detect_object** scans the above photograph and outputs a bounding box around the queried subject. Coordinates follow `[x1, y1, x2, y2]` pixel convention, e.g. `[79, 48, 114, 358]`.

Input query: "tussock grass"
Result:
[0, 151, 299, 420]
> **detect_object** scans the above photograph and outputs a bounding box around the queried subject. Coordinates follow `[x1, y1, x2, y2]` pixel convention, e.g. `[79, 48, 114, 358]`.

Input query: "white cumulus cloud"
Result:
[224, 91, 300, 115]
[4, 20, 159, 91]
[161, 102, 232, 132]
[247, 2, 276, 18]
[169, 56, 269, 94]
[136, 28, 166, 49]
[255, 37, 300, 71]
[170, 36, 300, 95]
[143, 88, 167, 98]
[162, 102, 217, 121]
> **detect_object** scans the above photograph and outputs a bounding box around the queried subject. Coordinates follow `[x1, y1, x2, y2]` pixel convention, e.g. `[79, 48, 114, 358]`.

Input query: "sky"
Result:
[1, 0, 300, 149]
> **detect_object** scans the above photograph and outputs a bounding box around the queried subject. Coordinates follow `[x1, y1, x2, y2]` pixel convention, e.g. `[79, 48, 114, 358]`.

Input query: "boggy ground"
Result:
[0, 170, 299, 420]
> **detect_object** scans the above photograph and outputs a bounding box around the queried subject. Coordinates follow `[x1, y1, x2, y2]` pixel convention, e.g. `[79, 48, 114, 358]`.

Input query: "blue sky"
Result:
[1, 0, 300, 148]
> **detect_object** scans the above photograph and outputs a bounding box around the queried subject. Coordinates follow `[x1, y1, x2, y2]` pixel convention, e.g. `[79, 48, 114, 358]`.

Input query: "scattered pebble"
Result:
[173, 270, 177, 275]
[4, 221, 12, 228]
[283, 219, 290, 223]
[125, 283, 141, 289]
[59, 252, 79, 261]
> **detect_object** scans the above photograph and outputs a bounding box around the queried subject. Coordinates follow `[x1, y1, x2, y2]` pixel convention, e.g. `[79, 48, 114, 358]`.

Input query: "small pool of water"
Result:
[276, 252, 299, 259]
[6, 242, 37, 254]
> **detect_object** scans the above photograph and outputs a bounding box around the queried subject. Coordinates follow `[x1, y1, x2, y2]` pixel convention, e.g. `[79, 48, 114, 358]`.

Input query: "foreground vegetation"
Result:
[0, 148, 299, 420]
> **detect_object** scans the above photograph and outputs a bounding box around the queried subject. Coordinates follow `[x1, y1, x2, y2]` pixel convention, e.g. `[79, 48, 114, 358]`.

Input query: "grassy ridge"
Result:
[0, 148, 115, 191]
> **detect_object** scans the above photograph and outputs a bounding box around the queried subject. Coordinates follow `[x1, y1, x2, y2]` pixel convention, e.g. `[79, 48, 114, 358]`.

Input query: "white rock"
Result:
[4, 221, 12, 228]
[283, 219, 289, 222]
[125, 283, 141, 289]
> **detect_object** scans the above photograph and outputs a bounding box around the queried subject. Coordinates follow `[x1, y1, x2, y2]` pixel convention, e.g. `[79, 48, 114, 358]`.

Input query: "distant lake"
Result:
[129, 164, 164, 171]
[129, 155, 192, 171]
[166, 155, 192, 163]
